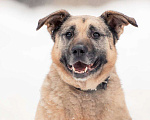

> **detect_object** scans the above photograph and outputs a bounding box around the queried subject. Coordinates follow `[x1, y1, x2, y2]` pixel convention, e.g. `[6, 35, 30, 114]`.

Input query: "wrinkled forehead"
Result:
[60, 15, 109, 34]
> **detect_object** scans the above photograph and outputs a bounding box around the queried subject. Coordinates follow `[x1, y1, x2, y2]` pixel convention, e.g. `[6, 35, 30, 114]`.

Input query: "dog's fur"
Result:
[35, 10, 138, 120]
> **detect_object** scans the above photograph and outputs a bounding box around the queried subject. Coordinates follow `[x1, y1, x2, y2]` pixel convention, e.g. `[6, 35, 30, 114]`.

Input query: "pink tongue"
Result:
[73, 62, 87, 71]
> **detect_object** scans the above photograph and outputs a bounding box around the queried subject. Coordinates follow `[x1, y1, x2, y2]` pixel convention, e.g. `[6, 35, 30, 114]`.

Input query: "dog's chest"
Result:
[62, 89, 109, 120]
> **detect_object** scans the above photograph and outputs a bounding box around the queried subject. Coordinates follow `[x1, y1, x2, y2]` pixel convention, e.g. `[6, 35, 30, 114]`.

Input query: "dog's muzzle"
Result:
[60, 43, 107, 79]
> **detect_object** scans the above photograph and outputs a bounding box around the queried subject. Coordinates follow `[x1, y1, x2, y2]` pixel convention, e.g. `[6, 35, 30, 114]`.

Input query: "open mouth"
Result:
[67, 58, 101, 75]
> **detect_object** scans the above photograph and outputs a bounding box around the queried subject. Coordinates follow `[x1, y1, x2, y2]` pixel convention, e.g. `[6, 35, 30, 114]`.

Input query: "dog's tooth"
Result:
[85, 67, 88, 73]
[72, 66, 75, 72]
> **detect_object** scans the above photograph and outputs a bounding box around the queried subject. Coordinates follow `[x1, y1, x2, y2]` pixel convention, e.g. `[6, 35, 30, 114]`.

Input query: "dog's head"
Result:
[37, 10, 137, 90]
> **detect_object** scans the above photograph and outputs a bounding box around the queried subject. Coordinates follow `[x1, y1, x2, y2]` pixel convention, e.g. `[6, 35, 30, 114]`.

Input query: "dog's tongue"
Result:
[73, 61, 88, 72]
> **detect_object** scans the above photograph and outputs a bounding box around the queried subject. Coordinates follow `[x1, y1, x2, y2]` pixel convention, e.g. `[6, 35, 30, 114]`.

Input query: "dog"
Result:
[35, 10, 138, 120]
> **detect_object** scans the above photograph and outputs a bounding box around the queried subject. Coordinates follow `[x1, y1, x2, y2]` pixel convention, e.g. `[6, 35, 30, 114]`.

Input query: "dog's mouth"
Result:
[66, 58, 102, 78]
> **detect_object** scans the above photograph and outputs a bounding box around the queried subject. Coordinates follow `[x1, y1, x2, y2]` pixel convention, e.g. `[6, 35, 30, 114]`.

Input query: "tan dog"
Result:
[35, 10, 138, 120]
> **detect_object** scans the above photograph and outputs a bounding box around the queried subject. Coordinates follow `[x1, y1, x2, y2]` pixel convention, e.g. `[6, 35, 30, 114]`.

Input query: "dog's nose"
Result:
[71, 44, 88, 57]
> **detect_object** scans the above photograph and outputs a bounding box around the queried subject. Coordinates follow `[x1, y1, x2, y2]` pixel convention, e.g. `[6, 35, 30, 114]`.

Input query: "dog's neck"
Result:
[74, 76, 110, 92]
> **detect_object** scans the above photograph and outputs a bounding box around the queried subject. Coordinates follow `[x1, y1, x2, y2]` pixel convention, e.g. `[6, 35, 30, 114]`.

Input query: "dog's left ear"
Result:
[36, 9, 70, 41]
[101, 10, 138, 41]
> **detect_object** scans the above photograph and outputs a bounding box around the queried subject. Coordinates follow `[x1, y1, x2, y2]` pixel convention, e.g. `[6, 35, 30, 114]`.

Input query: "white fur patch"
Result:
[74, 77, 87, 81]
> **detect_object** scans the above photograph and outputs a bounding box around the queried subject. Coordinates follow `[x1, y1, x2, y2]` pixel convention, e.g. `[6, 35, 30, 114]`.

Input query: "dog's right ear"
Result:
[36, 9, 70, 40]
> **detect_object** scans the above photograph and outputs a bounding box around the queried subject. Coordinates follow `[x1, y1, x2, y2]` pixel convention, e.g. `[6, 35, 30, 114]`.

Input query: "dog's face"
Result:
[37, 10, 137, 89]
[58, 16, 110, 79]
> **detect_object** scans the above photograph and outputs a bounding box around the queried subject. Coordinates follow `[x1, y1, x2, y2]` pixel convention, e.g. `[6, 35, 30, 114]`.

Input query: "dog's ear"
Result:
[36, 9, 70, 41]
[101, 10, 138, 41]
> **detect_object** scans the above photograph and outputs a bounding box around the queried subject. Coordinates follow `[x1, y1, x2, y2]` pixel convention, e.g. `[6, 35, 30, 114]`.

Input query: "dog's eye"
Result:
[92, 32, 100, 39]
[65, 32, 73, 39]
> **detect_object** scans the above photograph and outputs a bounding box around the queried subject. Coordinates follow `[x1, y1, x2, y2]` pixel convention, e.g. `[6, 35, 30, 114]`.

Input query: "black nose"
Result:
[71, 44, 88, 57]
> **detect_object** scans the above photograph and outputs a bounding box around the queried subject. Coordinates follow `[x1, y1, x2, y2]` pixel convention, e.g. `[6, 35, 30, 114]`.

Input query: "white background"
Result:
[0, 0, 150, 120]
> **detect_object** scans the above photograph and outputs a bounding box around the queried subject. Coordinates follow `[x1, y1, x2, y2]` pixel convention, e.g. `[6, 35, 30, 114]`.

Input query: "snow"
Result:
[0, 0, 150, 120]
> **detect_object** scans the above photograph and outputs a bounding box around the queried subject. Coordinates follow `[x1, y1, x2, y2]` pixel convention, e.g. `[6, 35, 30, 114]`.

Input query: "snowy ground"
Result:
[0, 0, 150, 120]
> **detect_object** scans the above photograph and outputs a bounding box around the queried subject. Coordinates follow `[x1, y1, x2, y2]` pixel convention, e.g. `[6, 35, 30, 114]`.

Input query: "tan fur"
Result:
[35, 10, 138, 120]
